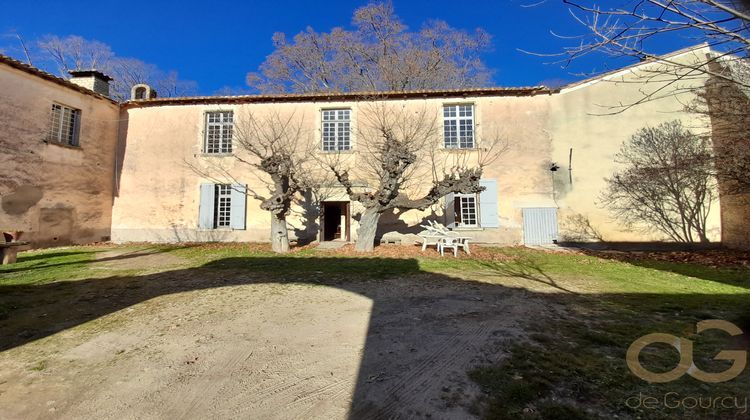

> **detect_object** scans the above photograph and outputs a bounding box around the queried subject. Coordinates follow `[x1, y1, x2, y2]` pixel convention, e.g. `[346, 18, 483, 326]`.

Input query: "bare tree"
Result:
[247, 2, 492, 93]
[601, 120, 716, 243]
[32, 35, 196, 100]
[322, 101, 506, 252]
[189, 111, 316, 253]
[540, 0, 750, 98]
[37, 35, 114, 74]
[560, 213, 605, 242]
[533, 1, 750, 198]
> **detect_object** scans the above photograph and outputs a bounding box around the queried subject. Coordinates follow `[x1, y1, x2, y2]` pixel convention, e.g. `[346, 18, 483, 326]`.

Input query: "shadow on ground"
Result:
[1, 254, 748, 418]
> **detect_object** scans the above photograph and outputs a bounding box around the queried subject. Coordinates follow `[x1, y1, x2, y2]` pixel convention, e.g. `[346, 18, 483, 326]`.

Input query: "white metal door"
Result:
[522, 208, 558, 245]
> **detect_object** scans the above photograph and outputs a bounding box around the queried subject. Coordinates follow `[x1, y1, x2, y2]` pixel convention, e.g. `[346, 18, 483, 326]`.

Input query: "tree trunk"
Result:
[355, 207, 381, 252]
[271, 214, 290, 253]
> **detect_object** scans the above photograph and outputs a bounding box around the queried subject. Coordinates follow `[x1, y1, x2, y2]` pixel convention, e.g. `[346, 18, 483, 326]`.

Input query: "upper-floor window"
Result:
[443, 104, 474, 149]
[204, 111, 233, 154]
[48, 103, 81, 146]
[322, 109, 351, 151]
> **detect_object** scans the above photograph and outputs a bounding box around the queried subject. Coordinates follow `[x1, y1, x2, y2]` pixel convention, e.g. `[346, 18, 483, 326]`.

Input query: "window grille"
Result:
[205, 111, 234, 154]
[49, 103, 81, 146]
[443, 104, 474, 149]
[322, 109, 351, 151]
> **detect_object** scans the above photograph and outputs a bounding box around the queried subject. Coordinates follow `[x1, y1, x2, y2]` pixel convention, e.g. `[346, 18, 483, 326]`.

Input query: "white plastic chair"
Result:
[438, 237, 460, 257]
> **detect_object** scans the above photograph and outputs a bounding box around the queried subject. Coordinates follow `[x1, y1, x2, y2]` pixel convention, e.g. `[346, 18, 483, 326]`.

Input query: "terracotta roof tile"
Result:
[122, 86, 554, 107]
[0, 54, 117, 104]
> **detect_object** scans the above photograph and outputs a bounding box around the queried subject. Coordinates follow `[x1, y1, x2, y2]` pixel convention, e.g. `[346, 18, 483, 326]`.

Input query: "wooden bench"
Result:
[1, 241, 30, 265]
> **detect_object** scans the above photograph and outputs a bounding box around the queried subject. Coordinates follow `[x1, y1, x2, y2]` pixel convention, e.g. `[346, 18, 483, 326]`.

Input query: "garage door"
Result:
[522, 208, 558, 245]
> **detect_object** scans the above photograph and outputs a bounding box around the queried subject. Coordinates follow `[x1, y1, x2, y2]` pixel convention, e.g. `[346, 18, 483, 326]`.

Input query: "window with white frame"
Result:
[321, 109, 351, 151]
[453, 194, 478, 227]
[48, 103, 81, 146]
[443, 104, 474, 149]
[204, 111, 233, 154]
[213, 184, 232, 228]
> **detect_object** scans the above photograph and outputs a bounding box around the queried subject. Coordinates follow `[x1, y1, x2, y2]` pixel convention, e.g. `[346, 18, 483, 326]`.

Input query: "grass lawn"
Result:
[1, 243, 748, 419]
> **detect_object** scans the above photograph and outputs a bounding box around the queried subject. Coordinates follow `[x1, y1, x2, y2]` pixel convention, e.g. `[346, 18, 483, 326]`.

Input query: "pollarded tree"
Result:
[602, 120, 717, 243]
[323, 101, 506, 252]
[246, 2, 492, 93]
[190, 111, 316, 253]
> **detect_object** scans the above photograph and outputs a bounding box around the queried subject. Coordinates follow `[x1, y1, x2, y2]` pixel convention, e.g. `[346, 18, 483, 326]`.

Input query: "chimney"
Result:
[69, 70, 113, 97]
[130, 83, 157, 101]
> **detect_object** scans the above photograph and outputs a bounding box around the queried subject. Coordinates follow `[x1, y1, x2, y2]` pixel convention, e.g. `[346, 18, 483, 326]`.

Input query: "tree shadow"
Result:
[1, 254, 748, 418]
[472, 257, 578, 294]
[290, 189, 321, 246]
[0, 246, 181, 275]
[564, 244, 750, 290]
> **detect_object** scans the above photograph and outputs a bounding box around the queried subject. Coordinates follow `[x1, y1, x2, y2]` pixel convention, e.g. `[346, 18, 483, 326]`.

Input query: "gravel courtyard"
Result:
[0, 246, 545, 419]
[2, 244, 747, 419]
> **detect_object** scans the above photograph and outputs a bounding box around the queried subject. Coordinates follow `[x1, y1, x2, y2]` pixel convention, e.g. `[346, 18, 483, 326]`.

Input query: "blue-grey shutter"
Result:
[479, 179, 499, 228]
[199, 184, 215, 229]
[230, 184, 247, 230]
[444, 193, 455, 228]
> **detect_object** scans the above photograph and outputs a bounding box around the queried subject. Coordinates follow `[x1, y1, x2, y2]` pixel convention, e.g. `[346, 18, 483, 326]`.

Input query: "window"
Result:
[213, 184, 232, 228]
[444, 179, 498, 229]
[321, 109, 351, 151]
[453, 194, 478, 227]
[443, 104, 474, 149]
[204, 111, 233, 154]
[199, 183, 247, 230]
[48, 103, 81, 146]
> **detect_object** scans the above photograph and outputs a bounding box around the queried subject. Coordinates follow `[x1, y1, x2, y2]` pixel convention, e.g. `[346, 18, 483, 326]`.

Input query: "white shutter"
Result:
[444, 193, 455, 228]
[198, 184, 215, 229]
[230, 184, 247, 230]
[479, 179, 499, 228]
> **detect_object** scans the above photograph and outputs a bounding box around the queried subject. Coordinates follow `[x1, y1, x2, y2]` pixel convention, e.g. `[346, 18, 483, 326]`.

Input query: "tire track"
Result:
[352, 323, 492, 419]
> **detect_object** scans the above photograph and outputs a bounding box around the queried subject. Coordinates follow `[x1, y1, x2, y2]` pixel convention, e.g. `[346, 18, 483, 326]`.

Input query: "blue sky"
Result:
[0, 0, 697, 94]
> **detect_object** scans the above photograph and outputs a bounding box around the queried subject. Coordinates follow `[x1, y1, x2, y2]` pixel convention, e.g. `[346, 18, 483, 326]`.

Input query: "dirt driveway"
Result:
[0, 250, 548, 419]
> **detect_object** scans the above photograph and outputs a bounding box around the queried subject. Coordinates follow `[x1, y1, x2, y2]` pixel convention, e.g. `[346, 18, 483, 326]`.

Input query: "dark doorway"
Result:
[321, 201, 350, 242]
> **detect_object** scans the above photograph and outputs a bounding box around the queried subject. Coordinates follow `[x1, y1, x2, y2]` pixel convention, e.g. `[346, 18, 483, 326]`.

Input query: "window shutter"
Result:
[444, 193, 455, 228]
[479, 179, 499, 228]
[199, 184, 215, 229]
[71, 111, 81, 146]
[230, 184, 247, 230]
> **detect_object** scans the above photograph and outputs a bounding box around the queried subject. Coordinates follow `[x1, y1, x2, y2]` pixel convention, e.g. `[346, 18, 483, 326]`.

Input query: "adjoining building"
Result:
[1, 44, 740, 248]
[0, 56, 119, 247]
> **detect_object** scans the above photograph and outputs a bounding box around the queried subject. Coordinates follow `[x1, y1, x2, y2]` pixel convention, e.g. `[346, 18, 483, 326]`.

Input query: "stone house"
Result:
[0, 44, 739, 248]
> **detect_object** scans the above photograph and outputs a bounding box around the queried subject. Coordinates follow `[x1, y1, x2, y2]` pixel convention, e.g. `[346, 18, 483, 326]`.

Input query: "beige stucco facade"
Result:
[111, 93, 555, 245]
[549, 47, 722, 242]
[0, 60, 119, 246]
[0, 45, 736, 248]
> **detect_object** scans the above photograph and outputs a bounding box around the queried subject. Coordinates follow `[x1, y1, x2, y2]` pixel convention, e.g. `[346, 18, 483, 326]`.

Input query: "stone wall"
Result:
[0, 63, 120, 246]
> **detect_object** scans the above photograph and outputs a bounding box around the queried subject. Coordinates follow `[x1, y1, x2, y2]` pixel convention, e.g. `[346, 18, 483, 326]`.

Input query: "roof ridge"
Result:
[0, 54, 117, 103]
[558, 43, 711, 91]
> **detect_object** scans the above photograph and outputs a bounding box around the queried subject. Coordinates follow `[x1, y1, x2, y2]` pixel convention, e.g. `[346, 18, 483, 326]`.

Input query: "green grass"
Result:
[462, 249, 750, 419]
[2, 243, 749, 419]
[0, 247, 100, 286]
